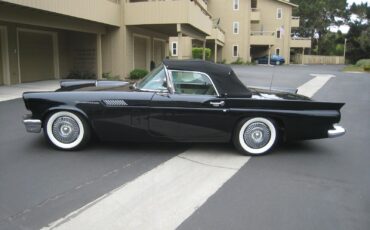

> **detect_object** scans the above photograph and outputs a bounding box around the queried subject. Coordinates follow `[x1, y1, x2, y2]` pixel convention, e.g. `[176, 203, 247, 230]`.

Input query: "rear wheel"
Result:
[44, 111, 90, 150]
[233, 117, 277, 156]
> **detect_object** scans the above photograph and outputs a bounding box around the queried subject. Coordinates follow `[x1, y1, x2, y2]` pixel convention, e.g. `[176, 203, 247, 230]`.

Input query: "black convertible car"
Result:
[22, 60, 345, 155]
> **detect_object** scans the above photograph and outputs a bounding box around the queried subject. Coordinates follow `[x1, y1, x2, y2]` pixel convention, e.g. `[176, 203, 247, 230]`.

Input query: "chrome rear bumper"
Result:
[23, 115, 42, 133]
[328, 125, 346, 138]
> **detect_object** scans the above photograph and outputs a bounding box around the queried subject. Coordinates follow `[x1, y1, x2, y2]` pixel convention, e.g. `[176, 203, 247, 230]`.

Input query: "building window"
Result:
[276, 29, 281, 38]
[233, 0, 239, 10]
[277, 8, 283, 19]
[233, 45, 239, 57]
[171, 42, 178, 56]
[233, 22, 239, 34]
[251, 0, 257, 9]
[276, 48, 280, 56]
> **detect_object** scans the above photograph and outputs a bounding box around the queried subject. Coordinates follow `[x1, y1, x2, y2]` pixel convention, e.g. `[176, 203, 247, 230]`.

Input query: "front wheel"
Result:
[44, 111, 91, 150]
[233, 117, 277, 156]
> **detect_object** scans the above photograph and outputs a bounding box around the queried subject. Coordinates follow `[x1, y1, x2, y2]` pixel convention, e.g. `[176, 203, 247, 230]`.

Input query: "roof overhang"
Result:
[276, 0, 298, 8]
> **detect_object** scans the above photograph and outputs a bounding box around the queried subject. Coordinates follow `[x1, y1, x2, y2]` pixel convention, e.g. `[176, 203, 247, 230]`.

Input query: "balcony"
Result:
[251, 8, 260, 22]
[1, 0, 121, 26]
[207, 27, 225, 44]
[125, 0, 213, 36]
[290, 37, 312, 48]
[250, 31, 275, 45]
[291, 16, 300, 28]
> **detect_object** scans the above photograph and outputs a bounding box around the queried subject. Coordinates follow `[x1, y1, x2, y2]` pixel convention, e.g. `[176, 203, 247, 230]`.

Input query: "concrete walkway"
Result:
[0, 80, 60, 102]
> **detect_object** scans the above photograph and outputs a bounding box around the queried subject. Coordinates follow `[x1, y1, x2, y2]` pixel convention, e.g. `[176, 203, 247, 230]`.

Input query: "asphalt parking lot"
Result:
[0, 65, 369, 230]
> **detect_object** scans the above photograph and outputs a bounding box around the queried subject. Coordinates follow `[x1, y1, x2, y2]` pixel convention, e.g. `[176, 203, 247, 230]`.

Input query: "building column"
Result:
[302, 48, 305, 65]
[214, 42, 217, 63]
[268, 45, 272, 65]
[202, 40, 206, 60]
[178, 32, 182, 60]
[96, 33, 102, 79]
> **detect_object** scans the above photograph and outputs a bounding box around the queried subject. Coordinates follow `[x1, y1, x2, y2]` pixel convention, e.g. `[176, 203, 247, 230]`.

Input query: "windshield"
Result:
[136, 65, 167, 91]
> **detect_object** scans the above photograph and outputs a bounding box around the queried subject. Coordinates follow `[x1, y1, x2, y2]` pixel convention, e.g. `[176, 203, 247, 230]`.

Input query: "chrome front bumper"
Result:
[328, 125, 346, 138]
[23, 115, 42, 133]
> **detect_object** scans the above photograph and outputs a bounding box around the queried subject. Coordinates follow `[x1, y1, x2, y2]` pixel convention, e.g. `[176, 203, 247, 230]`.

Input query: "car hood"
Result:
[249, 87, 311, 101]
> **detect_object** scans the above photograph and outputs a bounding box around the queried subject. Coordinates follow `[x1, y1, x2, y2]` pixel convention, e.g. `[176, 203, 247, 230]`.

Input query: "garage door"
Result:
[18, 30, 54, 82]
[134, 36, 147, 70]
[0, 34, 3, 85]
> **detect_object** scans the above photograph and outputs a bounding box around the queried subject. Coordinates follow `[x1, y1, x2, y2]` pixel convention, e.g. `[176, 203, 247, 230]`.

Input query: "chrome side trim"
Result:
[102, 99, 128, 107]
[328, 124, 346, 138]
[23, 119, 42, 133]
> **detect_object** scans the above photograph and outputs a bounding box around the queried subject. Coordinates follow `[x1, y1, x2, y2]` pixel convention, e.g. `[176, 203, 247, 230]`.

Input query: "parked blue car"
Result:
[255, 55, 285, 65]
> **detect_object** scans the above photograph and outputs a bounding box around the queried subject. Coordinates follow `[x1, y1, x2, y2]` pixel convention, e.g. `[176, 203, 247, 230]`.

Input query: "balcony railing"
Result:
[207, 27, 225, 44]
[290, 35, 311, 48]
[2, 0, 121, 26]
[250, 31, 275, 45]
[251, 31, 275, 36]
[251, 8, 260, 21]
[291, 16, 300, 28]
[125, 0, 213, 35]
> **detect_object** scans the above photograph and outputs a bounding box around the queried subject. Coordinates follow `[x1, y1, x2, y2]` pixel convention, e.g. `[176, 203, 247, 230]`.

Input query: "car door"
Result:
[149, 70, 231, 142]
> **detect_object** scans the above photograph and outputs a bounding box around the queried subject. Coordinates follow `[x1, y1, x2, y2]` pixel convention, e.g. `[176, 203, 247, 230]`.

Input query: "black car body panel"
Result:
[23, 60, 345, 145]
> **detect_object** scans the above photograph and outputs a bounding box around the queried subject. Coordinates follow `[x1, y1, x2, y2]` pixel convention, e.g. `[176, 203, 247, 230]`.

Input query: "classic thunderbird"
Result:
[22, 60, 345, 155]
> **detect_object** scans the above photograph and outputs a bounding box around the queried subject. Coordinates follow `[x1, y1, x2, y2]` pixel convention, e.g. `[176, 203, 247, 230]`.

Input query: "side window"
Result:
[277, 8, 282, 19]
[136, 66, 167, 91]
[251, 0, 257, 9]
[233, 22, 239, 34]
[233, 0, 239, 10]
[275, 48, 280, 55]
[233, 45, 238, 57]
[276, 29, 281, 38]
[171, 41, 178, 56]
[171, 71, 217, 96]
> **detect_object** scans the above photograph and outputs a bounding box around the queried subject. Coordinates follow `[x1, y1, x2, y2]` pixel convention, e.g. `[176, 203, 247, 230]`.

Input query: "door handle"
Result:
[210, 101, 225, 107]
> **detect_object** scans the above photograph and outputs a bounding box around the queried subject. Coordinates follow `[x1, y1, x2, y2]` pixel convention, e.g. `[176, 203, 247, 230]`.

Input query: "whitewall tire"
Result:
[233, 117, 277, 156]
[44, 111, 90, 150]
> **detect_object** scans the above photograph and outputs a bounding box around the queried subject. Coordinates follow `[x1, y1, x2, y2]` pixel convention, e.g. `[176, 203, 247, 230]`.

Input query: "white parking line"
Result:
[41, 75, 334, 230]
[42, 146, 250, 230]
[297, 74, 335, 98]
[0, 80, 59, 102]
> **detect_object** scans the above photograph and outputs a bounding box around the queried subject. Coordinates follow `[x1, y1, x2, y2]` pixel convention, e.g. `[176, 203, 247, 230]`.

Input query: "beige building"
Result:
[170, 0, 311, 64]
[0, 0, 310, 85]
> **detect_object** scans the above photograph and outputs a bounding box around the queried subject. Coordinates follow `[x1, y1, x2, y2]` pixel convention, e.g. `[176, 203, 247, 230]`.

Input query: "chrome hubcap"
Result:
[243, 122, 271, 149]
[52, 116, 80, 144]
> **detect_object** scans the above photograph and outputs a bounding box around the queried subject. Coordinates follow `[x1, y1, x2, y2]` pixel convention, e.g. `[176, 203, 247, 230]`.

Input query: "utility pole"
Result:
[343, 38, 347, 64]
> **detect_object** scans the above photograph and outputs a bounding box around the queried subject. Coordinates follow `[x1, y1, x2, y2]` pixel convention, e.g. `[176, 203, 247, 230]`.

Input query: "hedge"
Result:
[129, 69, 148, 80]
[192, 48, 211, 60]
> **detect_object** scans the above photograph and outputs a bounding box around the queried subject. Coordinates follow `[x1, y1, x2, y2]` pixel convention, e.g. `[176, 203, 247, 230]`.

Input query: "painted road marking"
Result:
[42, 145, 250, 230]
[42, 75, 334, 230]
[297, 74, 335, 98]
[0, 80, 59, 102]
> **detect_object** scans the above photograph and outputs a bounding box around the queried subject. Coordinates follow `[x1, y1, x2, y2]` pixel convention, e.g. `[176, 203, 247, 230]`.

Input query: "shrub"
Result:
[355, 59, 370, 67]
[129, 69, 148, 80]
[67, 70, 96, 79]
[231, 57, 244, 65]
[364, 65, 370, 72]
[192, 47, 211, 60]
[102, 72, 121, 80]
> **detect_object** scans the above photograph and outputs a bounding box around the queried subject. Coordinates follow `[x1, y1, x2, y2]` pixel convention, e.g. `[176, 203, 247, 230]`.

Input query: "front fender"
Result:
[41, 106, 90, 125]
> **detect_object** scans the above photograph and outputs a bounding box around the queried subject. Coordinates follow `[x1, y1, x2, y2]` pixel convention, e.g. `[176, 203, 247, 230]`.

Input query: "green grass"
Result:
[342, 65, 370, 73]
[342, 65, 366, 72]
[355, 59, 370, 67]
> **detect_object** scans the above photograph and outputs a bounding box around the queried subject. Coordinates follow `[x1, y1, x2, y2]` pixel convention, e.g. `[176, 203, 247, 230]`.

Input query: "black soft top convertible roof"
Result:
[163, 59, 251, 97]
